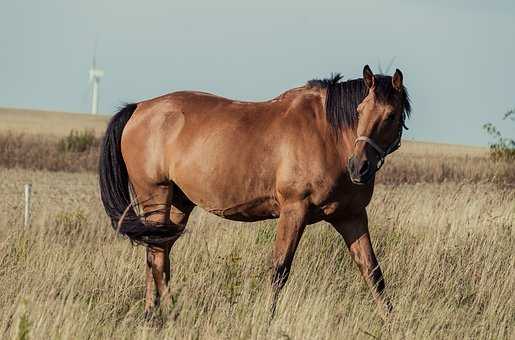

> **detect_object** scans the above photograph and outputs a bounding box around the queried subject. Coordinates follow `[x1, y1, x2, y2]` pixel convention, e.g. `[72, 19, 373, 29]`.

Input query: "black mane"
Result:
[307, 73, 411, 134]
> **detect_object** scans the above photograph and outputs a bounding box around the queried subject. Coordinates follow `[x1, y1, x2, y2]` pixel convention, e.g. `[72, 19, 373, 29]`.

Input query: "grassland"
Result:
[0, 108, 514, 339]
[0, 107, 108, 137]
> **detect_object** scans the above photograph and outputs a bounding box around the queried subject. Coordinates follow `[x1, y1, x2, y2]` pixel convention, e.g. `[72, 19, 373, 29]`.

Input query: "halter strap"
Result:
[355, 136, 385, 158]
[354, 128, 403, 169]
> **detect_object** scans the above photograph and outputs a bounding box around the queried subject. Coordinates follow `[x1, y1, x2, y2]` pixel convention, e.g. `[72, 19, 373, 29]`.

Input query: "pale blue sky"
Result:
[1, 0, 514, 146]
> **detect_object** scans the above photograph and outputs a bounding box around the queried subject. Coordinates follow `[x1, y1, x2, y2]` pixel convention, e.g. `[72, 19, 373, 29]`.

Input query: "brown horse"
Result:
[99, 65, 411, 318]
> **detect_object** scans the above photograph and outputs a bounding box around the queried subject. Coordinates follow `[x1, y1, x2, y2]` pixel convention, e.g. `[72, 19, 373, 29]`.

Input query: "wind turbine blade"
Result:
[385, 56, 396, 74]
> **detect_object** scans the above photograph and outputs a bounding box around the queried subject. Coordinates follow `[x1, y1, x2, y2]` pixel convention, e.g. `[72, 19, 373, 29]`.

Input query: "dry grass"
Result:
[0, 132, 99, 173]
[0, 168, 513, 339]
[377, 148, 515, 185]
[0, 107, 108, 137]
[400, 140, 488, 157]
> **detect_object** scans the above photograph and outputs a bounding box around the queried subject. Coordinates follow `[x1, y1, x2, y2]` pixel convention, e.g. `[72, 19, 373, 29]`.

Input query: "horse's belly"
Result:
[205, 196, 280, 222]
[176, 176, 280, 221]
[172, 159, 279, 222]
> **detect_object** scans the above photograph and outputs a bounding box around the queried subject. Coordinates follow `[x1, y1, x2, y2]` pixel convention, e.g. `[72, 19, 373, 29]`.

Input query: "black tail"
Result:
[99, 103, 183, 246]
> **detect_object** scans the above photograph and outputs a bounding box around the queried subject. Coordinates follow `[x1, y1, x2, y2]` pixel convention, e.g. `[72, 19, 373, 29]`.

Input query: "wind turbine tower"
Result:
[89, 56, 104, 115]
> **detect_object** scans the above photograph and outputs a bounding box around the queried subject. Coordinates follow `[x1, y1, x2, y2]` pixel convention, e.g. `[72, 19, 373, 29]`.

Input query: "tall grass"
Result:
[0, 168, 513, 339]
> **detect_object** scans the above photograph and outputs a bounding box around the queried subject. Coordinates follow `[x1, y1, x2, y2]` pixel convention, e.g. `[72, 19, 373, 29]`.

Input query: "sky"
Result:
[1, 0, 514, 146]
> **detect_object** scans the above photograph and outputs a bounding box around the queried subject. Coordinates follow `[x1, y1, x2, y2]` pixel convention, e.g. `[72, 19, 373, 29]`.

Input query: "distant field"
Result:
[400, 139, 487, 157]
[0, 107, 108, 137]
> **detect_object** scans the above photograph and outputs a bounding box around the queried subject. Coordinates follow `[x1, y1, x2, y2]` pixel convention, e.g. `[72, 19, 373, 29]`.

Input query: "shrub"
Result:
[483, 109, 515, 161]
[57, 129, 98, 153]
[0, 131, 99, 172]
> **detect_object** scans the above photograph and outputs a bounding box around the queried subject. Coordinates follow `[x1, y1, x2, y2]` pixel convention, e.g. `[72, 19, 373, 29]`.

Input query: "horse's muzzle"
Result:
[348, 155, 375, 185]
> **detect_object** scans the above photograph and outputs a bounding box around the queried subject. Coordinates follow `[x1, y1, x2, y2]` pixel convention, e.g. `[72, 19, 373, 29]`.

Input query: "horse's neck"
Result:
[337, 127, 357, 160]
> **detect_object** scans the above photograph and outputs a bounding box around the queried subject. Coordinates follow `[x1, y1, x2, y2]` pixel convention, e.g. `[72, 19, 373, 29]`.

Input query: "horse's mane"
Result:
[307, 73, 411, 133]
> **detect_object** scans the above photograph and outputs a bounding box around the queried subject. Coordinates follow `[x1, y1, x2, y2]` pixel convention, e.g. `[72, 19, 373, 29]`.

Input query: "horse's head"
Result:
[348, 65, 410, 185]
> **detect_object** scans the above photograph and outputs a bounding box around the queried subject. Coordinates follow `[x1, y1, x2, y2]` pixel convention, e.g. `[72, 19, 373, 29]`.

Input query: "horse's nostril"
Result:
[359, 160, 370, 176]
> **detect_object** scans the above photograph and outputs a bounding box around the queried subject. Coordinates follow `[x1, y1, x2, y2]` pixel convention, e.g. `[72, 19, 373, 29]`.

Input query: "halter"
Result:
[354, 126, 403, 170]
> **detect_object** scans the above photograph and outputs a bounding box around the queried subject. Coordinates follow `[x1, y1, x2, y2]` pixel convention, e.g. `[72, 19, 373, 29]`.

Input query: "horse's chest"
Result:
[312, 181, 374, 220]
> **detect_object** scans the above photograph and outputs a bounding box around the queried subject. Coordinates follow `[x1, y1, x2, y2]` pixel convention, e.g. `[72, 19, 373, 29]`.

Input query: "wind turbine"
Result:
[89, 54, 104, 115]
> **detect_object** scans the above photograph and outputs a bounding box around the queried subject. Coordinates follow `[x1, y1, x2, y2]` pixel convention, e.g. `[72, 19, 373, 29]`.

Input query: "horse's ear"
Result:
[363, 65, 375, 89]
[392, 68, 403, 91]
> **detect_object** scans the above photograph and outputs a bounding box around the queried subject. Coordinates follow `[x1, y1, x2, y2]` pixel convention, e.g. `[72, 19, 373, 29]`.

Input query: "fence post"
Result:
[24, 184, 32, 227]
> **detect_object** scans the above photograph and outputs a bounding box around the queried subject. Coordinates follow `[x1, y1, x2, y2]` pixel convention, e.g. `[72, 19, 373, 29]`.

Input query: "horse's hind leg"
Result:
[146, 243, 173, 311]
[140, 183, 194, 316]
[128, 181, 181, 316]
[145, 248, 155, 316]
[147, 204, 194, 310]
[132, 183, 171, 316]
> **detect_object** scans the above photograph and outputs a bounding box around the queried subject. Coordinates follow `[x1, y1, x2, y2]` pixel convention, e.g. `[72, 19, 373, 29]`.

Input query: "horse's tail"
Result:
[99, 103, 183, 246]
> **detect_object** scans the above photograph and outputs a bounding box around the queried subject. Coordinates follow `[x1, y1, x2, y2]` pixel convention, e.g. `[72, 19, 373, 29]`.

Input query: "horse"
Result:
[99, 65, 411, 319]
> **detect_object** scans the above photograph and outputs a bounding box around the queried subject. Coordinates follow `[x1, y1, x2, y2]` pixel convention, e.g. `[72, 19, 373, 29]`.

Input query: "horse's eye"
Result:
[386, 112, 395, 122]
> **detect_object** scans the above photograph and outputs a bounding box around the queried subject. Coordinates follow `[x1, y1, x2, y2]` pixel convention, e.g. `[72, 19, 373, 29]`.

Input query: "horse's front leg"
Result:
[270, 201, 308, 319]
[329, 210, 392, 318]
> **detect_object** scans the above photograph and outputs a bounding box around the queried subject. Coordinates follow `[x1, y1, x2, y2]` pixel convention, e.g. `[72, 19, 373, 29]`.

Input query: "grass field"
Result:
[1, 169, 513, 339]
[0, 108, 514, 339]
[0, 107, 108, 137]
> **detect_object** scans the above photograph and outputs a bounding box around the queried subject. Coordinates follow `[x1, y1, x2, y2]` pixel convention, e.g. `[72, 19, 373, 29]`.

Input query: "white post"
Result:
[91, 79, 99, 115]
[24, 184, 32, 227]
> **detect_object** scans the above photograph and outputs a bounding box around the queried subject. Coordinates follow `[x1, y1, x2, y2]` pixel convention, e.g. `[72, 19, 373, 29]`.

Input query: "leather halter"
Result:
[354, 127, 403, 170]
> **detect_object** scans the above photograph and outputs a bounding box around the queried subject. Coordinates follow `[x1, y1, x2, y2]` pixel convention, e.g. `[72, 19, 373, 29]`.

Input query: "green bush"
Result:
[57, 129, 98, 153]
[483, 109, 515, 161]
